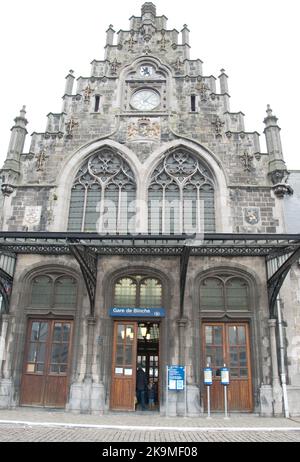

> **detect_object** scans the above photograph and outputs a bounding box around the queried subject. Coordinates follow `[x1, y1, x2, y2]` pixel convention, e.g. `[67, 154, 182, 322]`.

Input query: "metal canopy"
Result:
[0, 232, 299, 255]
[0, 232, 300, 317]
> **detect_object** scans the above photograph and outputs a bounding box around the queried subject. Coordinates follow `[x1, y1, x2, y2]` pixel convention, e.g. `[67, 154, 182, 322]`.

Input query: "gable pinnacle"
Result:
[141, 2, 156, 17]
[266, 104, 273, 116]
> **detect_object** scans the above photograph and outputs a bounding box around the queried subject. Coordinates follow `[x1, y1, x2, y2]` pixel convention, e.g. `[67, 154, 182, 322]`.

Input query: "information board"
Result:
[204, 367, 213, 385]
[168, 365, 185, 390]
[221, 367, 230, 385]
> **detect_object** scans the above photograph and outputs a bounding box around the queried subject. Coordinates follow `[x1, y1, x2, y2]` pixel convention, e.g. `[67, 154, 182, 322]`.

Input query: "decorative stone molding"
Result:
[65, 117, 79, 138]
[83, 84, 93, 103]
[240, 151, 254, 172]
[35, 150, 48, 172]
[196, 81, 210, 101]
[269, 170, 293, 197]
[0, 184, 14, 197]
[157, 30, 169, 50]
[125, 30, 137, 52]
[212, 116, 224, 136]
[0, 170, 19, 196]
[110, 58, 121, 74]
[43, 132, 64, 140]
[272, 183, 293, 198]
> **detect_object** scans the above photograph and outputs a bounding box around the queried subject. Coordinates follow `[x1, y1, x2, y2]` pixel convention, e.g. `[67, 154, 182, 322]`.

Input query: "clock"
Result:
[130, 89, 160, 111]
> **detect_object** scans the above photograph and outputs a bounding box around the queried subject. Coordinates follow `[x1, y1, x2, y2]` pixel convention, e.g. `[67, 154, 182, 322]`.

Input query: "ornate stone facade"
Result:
[0, 3, 299, 417]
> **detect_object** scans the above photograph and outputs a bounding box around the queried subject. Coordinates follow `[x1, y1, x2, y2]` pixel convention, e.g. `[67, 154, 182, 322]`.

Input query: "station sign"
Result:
[109, 307, 165, 318]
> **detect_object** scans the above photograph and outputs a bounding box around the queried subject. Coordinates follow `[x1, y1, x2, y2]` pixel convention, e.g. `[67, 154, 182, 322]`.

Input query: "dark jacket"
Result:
[136, 368, 147, 391]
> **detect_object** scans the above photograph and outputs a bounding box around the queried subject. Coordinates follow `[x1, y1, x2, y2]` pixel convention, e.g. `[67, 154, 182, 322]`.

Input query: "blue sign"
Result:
[220, 367, 230, 385]
[204, 367, 213, 385]
[109, 307, 165, 318]
[168, 365, 185, 390]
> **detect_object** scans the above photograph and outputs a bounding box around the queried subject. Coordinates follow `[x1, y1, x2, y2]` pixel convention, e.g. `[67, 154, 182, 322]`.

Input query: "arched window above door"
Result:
[114, 276, 162, 308]
[30, 274, 77, 309]
[200, 275, 250, 312]
[148, 149, 215, 234]
[67, 148, 136, 233]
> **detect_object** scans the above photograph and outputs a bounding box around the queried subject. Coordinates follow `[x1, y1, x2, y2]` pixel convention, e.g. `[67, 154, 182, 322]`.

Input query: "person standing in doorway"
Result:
[136, 365, 147, 410]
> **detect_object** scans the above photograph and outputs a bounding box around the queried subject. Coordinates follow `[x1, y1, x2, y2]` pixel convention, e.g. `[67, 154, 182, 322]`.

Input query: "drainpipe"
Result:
[276, 295, 290, 418]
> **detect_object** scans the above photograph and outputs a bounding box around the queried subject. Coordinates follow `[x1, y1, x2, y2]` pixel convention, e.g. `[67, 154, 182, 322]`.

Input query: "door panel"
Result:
[203, 322, 252, 412]
[21, 319, 73, 407]
[110, 322, 137, 410]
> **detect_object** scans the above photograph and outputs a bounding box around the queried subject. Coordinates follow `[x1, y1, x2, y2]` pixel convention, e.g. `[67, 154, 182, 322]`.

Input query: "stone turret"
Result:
[64, 70, 75, 95]
[0, 106, 28, 196]
[263, 105, 293, 197]
[106, 24, 115, 46]
[141, 2, 156, 21]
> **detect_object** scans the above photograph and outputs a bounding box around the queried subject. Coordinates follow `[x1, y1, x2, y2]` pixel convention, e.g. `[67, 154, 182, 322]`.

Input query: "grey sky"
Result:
[1, 0, 299, 169]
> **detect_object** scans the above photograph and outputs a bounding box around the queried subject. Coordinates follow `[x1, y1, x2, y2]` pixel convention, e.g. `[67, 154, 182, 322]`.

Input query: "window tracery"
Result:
[200, 275, 249, 311]
[68, 149, 136, 233]
[148, 150, 215, 233]
[31, 275, 77, 308]
[114, 276, 162, 308]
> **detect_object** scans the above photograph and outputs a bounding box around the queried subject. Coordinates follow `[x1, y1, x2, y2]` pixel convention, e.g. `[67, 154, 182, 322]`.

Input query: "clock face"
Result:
[130, 89, 160, 111]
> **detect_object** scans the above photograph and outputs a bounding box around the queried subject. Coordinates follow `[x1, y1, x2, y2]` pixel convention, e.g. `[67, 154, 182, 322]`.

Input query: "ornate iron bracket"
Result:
[268, 246, 300, 317]
[68, 241, 97, 316]
[0, 268, 13, 314]
[180, 246, 191, 318]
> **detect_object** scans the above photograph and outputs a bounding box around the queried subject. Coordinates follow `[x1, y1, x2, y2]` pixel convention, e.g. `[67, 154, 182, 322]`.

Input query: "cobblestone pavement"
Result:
[0, 408, 300, 442]
[1, 408, 300, 428]
[0, 423, 299, 442]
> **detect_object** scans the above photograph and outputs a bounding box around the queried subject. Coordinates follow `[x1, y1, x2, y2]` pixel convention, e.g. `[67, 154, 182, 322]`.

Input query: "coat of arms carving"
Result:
[23, 206, 42, 229]
[244, 207, 260, 225]
[127, 118, 160, 141]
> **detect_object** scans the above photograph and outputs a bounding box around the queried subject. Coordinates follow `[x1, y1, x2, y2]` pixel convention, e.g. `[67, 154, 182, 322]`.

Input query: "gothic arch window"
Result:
[148, 150, 215, 234]
[200, 275, 250, 312]
[30, 274, 77, 309]
[114, 276, 162, 308]
[68, 148, 136, 233]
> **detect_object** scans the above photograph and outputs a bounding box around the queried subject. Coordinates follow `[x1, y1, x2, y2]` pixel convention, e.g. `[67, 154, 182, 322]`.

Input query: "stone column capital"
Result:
[86, 315, 97, 326]
[268, 318, 277, 328]
[177, 317, 188, 327]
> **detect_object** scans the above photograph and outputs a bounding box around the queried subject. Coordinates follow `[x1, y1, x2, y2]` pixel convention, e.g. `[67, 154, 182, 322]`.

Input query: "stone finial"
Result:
[266, 104, 273, 117]
[20, 105, 26, 116]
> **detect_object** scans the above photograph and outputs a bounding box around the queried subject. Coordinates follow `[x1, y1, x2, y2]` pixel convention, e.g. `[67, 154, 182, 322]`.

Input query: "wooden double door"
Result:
[202, 322, 253, 412]
[20, 319, 73, 407]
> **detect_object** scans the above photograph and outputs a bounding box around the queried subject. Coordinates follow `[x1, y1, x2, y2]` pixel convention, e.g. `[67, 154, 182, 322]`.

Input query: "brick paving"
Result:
[0, 423, 299, 442]
[0, 408, 300, 442]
